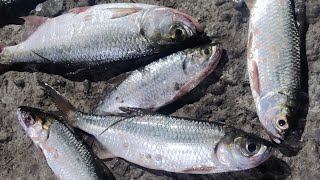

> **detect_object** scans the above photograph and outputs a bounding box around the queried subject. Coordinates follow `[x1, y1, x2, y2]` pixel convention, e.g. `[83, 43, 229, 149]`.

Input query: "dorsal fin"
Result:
[243, 0, 256, 11]
[21, 16, 49, 28]
[38, 81, 77, 119]
[69, 6, 91, 14]
[110, 8, 143, 19]
[20, 16, 49, 42]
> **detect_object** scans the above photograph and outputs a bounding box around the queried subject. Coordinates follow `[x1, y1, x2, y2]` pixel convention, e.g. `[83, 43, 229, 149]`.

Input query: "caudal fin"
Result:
[38, 81, 77, 119]
[0, 43, 5, 54]
[0, 43, 10, 75]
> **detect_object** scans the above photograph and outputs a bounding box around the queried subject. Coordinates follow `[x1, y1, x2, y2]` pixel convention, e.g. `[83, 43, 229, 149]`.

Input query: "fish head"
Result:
[258, 93, 292, 143]
[182, 44, 223, 76]
[216, 129, 274, 171]
[17, 106, 55, 144]
[141, 7, 204, 45]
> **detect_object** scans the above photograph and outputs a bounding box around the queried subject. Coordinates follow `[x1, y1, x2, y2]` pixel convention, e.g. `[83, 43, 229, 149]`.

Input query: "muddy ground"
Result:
[0, 0, 319, 179]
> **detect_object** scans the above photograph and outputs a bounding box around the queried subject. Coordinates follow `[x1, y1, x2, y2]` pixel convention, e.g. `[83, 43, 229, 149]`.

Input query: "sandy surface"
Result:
[0, 0, 319, 179]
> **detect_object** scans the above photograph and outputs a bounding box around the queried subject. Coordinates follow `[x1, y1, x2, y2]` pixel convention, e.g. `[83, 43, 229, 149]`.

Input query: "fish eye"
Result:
[169, 25, 187, 42]
[240, 139, 261, 157]
[175, 29, 183, 36]
[247, 143, 257, 153]
[275, 118, 288, 130]
[200, 47, 212, 57]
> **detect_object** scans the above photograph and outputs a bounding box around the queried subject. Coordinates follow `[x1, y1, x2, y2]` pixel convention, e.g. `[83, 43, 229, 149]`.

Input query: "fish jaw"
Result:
[173, 44, 223, 100]
[215, 130, 274, 171]
[257, 93, 291, 143]
[141, 7, 203, 45]
[17, 107, 50, 144]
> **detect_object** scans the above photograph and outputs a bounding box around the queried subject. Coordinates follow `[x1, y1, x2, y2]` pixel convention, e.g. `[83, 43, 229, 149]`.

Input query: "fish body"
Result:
[94, 44, 223, 115]
[17, 107, 115, 180]
[245, 0, 301, 143]
[0, 3, 203, 76]
[39, 82, 274, 174]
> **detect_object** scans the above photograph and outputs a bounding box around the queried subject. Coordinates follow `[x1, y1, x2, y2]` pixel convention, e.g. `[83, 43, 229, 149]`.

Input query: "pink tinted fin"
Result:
[244, 0, 256, 10]
[21, 16, 49, 27]
[110, 8, 143, 19]
[69, 6, 91, 14]
[0, 43, 5, 53]
[92, 142, 116, 160]
[0, 45, 10, 74]
[250, 60, 260, 95]
[20, 16, 49, 41]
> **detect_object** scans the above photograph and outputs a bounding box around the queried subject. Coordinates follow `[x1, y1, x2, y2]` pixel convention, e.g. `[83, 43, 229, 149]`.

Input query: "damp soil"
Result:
[0, 0, 319, 179]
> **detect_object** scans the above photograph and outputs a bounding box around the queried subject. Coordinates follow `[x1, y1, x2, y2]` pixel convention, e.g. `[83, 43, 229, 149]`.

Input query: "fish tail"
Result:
[0, 44, 10, 75]
[0, 43, 5, 54]
[38, 81, 77, 120]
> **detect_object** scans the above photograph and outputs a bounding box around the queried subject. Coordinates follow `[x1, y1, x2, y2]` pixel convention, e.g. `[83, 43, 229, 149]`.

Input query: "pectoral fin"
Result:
[92, 141, 116, 160]
[106, 71, 133, 85]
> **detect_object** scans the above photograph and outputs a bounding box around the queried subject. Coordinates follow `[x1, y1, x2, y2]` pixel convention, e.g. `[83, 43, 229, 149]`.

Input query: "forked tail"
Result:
[0, 43, 10, 75]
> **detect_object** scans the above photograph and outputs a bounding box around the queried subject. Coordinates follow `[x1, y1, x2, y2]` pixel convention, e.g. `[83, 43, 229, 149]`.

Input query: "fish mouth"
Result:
[17, 106, 45, 128]
[17, 107, 32, 128]
[208, 43, 223, 67]
[267, 130, 284, 144]
[260, 117, 285, 144]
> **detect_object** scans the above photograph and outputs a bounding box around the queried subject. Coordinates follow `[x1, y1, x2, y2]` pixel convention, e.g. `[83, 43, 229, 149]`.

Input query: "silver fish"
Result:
[39, 82, 274, 174]
[94, 44, 223, 115]
[17, 106, 115, 180]
[0, 3, 203, 76]
[244, 0, 301, 143]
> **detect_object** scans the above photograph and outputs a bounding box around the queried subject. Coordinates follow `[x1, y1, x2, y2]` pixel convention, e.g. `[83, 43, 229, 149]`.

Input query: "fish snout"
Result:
[17, 107, 34, 128]
[264, 122, 285, 144]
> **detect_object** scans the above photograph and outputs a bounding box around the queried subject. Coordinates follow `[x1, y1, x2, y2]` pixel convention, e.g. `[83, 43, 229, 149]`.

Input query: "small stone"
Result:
[207, 82, 225, 95]
[14, 79, 25, 88]
[214, 0, 227, 7]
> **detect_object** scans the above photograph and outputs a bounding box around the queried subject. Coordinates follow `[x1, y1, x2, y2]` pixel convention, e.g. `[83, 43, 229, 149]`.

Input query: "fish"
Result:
[0, 3, 204, 79]
[17, 106, 116, 180]
[244, 0, 301, 143]
[39, 82, 275, 174]
[94, 43, 223, 115]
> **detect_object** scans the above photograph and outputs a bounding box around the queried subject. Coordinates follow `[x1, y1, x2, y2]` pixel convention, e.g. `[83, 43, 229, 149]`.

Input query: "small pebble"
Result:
[14, 79, 25, 88]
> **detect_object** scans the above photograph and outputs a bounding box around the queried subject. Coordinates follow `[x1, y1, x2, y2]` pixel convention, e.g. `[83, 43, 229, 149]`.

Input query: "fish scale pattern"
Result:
[94, 45, 223, 114]
[74, 112, 228, 172]
[250, 0, 300, 98]
[1, 4, 161, 67]
[42, 120, 106, 180]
